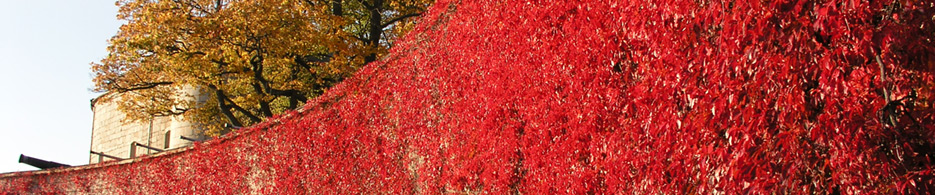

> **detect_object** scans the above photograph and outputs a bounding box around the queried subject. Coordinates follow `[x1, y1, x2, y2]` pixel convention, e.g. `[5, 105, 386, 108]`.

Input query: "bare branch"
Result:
[382, 12, 422, 28]
[113, 81, 175, 93]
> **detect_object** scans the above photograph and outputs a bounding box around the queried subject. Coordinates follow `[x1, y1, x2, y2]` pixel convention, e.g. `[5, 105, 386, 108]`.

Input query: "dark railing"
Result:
[129, 142, 164, 158]
[180, 135, 204, 142]
[89, 151, 124, 162]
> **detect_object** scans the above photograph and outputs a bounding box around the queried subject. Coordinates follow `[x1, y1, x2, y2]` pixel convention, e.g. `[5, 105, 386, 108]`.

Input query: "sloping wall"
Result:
[2, 0, 934, 194]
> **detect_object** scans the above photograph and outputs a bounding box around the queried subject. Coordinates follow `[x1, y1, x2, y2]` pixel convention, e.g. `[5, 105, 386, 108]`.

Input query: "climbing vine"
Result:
[2, 0, 933, 193]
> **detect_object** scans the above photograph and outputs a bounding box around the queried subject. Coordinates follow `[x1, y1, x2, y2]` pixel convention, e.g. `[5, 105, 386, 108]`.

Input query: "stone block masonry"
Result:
[88, 90, 205, 163]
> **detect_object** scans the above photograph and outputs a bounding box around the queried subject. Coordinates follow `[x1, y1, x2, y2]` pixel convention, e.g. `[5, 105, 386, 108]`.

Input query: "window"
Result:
[164, 131, 171, 149]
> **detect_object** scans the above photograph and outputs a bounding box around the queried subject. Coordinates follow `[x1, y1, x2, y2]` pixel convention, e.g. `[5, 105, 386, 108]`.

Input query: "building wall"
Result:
[88, 88, 205, 164]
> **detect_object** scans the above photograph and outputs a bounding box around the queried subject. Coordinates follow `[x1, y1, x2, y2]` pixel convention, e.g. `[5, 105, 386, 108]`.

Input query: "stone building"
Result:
[87, 88, 206, 164]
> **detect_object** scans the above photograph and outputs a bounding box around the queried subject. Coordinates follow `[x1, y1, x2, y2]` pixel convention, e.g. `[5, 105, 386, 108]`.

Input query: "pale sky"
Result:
[0, 0, 122, 173]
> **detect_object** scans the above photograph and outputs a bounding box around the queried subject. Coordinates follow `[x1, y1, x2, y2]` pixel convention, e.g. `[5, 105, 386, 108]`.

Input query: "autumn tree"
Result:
[92, 0, 431, 135]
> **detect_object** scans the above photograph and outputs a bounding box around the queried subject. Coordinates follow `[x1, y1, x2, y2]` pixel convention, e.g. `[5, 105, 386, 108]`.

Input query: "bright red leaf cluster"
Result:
[2, 0, 934, 193]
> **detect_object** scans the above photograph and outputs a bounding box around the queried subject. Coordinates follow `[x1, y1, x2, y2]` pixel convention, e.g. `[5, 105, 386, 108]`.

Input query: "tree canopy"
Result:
[92, 0, 431, 135]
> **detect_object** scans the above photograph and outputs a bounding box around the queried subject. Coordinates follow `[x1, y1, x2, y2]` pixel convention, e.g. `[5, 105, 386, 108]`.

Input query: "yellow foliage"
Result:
[93, 0, 432, 136]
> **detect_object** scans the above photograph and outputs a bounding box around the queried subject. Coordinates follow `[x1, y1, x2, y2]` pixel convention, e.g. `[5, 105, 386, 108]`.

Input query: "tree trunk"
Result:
[364, 0, 383, 63]
[214, 88, 244, 127]
[331, 0, 343, 16]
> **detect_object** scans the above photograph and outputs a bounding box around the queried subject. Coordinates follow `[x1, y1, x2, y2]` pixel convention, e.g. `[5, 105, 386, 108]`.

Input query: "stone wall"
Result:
[88, 88, 205, 164]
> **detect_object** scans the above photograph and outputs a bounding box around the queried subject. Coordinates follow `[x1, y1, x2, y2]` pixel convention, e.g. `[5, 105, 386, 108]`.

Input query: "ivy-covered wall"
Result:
[2, 0, 934, 193]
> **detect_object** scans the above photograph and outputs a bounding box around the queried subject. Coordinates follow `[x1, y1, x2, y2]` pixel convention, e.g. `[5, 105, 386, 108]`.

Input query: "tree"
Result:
[92, 0, 431, 135]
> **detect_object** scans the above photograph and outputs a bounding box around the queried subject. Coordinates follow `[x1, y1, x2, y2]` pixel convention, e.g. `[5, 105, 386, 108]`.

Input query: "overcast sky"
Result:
[0, 0, 122, 173]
